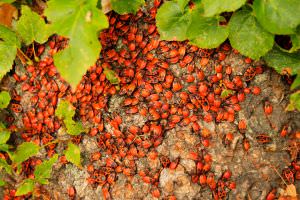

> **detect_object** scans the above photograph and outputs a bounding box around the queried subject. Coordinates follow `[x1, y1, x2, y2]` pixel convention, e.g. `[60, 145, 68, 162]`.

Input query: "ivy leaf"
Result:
[34, 154, 58, 185]
[187, 10, 228, 48]
[0, 25, 20, 79]
[55, 100, 75, 120]
[15, 6, 51, 45]
[156, 1, 191, 41]
[64, 119, 85, 136]
[253, 0, 300, 35]
[12, 142, 40, 165]
[15, 179, 34, 196]
[64, 142, 81, 167]
[103, 68, 119, 85]
[44, 0, 109, 89]
[202, 0, 246, 17]
[221, 89, 235, 98]
[0, 91, 11, 109]
[229, 7, 274, 60]
[111, 0, 144, 14]
[286, 91, 300, 111]
[291, 75, 300, 90]
[0, 158, 12, 174]
[263, 47, 300, 75]
[290, 27, 300, 52]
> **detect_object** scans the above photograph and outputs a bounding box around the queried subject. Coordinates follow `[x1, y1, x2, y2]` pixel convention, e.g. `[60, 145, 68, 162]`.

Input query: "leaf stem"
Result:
[17, 48, 33, 65]
[32, 43, 39, 62]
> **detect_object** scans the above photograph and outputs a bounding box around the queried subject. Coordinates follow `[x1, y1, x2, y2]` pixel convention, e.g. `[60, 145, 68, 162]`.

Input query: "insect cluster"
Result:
[2, 0, 276, 199]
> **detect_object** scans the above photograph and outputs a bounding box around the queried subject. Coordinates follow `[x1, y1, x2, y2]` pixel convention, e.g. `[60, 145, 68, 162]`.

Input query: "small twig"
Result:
[41, 139, 60, 148]
[270, 164, 288, 187]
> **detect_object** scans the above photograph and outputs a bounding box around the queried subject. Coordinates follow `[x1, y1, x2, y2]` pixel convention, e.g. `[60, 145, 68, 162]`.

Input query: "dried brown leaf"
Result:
[0, 3, 17, 27]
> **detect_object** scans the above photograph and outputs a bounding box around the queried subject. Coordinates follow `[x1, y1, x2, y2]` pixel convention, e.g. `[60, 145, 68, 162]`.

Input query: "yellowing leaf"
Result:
[103, 68, 119, 85]
[64, 119, 85, 136]
[221, 89, 235, 98]
[0, 91, 11, 108]
[55, 100, 75, 120]
[15, 179, 34, 196]
[64, 142, 81, 167]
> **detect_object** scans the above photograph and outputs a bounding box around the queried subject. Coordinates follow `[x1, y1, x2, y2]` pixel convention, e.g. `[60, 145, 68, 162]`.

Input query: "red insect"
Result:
[160, 156, 171, 168]
[256, 134, 272, 144]
[264, 101, 273, 115]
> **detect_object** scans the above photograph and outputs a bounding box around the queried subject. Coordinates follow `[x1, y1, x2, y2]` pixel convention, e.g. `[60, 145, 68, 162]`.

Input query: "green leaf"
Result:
[0, 144, 11, 152]
[228, 7, 274, 60]
[0, 0, 16, 3]
[55, 100, 75, 120]
[15, 179, 34, 196]
[34, 154, 58, 185]
[15, 6, 51, 45]
[103, 68, 119, 85]
[176, 0, 189, 11]
[263, 47, 300, 75]
[253, 0, 300, 35]
[64, 142, 81, 167]
[286, 91, 300, 111]
[44, 0, 109, 89]
[0, 158, 12, 174]
[0, 91, 11, 109]
[187, 11, 228, 48]
[64, 119, 85, 136]
[291, 75, 300, 90]
[0, 25, 20, 79]
[12, 142, 39, 164]
[156, 1, 191, 41]
[221, 89, 235, 98]
[0, 180, 5, 186]
[291, 27, 300, 52]
[0, 129, 10, 144]
[111, 0, 144, 14]
[202, 0, 246, 17]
